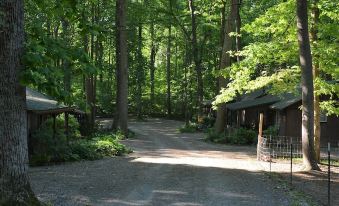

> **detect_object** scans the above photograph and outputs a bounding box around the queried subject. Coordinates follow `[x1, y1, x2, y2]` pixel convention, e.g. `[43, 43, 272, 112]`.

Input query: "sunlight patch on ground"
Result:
[131, 156, 259, 171]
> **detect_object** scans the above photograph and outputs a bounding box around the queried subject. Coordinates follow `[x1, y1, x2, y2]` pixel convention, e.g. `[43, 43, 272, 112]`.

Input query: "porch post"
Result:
[257, 113, 264, 160]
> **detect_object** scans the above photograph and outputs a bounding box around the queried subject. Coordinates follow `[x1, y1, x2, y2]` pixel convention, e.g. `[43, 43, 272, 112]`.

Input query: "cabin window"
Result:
[320, 111, 327, 123]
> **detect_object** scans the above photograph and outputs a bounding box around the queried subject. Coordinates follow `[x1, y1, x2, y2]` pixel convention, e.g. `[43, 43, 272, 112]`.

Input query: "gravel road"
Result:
[30, 119, 296, 206]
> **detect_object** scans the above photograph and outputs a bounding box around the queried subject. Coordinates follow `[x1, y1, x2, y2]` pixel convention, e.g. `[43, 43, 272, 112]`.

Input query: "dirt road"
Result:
[30, 119, 297, 206]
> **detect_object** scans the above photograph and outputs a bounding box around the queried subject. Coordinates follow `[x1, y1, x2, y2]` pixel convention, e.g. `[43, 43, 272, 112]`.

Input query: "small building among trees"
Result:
[26, 88, 84, 154]
[225, 89, 339, 147]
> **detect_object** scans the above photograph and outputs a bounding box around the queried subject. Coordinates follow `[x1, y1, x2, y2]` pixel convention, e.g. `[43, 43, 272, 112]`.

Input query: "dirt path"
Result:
[30, 119, 297, 206]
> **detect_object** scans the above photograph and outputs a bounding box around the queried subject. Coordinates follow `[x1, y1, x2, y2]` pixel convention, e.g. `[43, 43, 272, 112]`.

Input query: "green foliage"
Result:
[205, 127, 257, 145]
[179, 122, 199, 133]
[214, 0, 338, 116]
[30, 117, 131, 166]
[263, 125, 279, 136]
[205, 129, 226, 143]
[70, 133, 132, 161]
[226, 127, 257, 145]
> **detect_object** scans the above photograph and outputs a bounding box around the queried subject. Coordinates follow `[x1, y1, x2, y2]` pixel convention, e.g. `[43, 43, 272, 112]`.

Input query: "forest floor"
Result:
[30, 118, 316, 206]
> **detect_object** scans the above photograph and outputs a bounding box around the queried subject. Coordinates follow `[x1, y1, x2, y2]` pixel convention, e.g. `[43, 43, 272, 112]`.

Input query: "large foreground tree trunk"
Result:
[0, 0, 40, 205]
[215, 0, 236, 133]
[296, 0, 320, 171]
[113, 0, 129, 135]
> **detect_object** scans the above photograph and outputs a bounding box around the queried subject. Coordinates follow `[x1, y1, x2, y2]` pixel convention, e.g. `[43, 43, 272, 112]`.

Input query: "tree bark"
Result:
[310, 0, 320, 162]
[296, 0, 320, 170]
[136, 24, 143, 119]
[215, 0, 236, 133]
[0, 0, 40, 205]
[188, 0, 204, 114]
[166, 24, 172, 117]
[62, 18, 71, 139]
[113, 0, 129, 135]
[149, 21, 156, 107]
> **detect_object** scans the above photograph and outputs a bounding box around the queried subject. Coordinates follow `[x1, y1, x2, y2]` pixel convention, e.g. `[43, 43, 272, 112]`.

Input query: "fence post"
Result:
[269, 135, 272, 173]
[290, 137, 293, 186]
[328, 142, 331, 206]
[257, 113, 264, 160]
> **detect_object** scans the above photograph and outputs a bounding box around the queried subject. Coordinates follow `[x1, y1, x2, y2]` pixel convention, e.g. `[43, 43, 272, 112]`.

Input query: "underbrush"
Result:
[179, 116, 215, 133]
[29, 116, 132, 166]
[179, 122, 199, 133]
[205, 127, 257, 145]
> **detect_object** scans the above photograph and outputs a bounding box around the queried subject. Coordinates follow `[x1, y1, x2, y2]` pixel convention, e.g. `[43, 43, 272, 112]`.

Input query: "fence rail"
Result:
[258, 135, 302, 161]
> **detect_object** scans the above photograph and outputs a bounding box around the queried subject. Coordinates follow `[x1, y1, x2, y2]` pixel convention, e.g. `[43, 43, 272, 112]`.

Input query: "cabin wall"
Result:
[228, 105, 276, 130]
[320, 115, 339, 146]
[278, 103, 339, 147]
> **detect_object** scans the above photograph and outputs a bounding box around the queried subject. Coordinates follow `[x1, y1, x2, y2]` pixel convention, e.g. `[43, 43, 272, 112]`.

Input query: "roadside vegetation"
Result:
[30, 116, 132, 166]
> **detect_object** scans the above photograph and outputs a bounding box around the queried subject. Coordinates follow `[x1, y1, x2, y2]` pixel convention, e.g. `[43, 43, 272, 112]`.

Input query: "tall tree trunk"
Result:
[184, 42, 191, 126]
[0, 0, 40, 204]
[149, 21, 156, 108]
[136, 24, 143, 119]
[188, 0, 203, 114]
[62, 18, 71, 139]
[310, 0, 320, 162]
[296, 0, 320, 171]
[215, 0, 236, 133]
[234, 0, 241, 62]
[166, 25, 172, 117]
[113, 0, 129, 135]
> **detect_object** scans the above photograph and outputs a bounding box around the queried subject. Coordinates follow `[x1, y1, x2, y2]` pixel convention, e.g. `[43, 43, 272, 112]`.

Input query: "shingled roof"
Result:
[270, 94, 301, 110]
[226, 90, 301, 111]
[26, 88, 73, 114]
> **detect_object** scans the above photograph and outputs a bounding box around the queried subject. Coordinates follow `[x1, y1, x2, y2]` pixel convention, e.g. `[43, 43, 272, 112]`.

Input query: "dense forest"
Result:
[0, 0, 338, 204]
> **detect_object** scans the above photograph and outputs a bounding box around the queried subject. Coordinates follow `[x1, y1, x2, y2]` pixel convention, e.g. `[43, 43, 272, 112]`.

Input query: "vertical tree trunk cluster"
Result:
[296, 0, 320, 170]
[113, 0, 129, 135]
[0, 0, 39, 204]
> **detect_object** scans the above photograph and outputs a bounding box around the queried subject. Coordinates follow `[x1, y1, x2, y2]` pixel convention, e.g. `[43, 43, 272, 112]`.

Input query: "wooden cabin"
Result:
[225, 89, 339, 147]
[26, 88, 84, 153]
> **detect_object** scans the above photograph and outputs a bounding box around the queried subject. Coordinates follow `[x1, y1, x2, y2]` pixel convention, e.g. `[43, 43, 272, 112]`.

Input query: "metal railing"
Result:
[258, 135, 302, 161]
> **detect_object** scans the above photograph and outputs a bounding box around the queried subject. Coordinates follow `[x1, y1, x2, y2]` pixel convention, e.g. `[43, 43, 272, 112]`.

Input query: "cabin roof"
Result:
[227, 91, 301, 111]
[227, 94, 280, 110]
[26, 88, 81, 114]
[270, 95, 301, 110]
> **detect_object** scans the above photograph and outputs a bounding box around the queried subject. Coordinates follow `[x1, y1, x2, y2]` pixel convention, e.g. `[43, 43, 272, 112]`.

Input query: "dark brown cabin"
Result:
[226, 90, 339, 147]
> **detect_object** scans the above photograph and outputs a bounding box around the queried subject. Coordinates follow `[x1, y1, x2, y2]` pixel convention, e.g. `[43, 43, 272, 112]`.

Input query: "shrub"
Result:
[179, 122, 198, 133]
[263, 125, 279, 136]
[205, 127, 257, 145]
[205, 129, 226, 143]
[30, 118, 131, 165]
[226, 127, 257, 145]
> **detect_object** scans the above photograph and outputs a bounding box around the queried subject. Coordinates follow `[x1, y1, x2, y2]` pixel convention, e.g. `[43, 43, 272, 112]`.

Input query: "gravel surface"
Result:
[30, 119, 296, 206]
